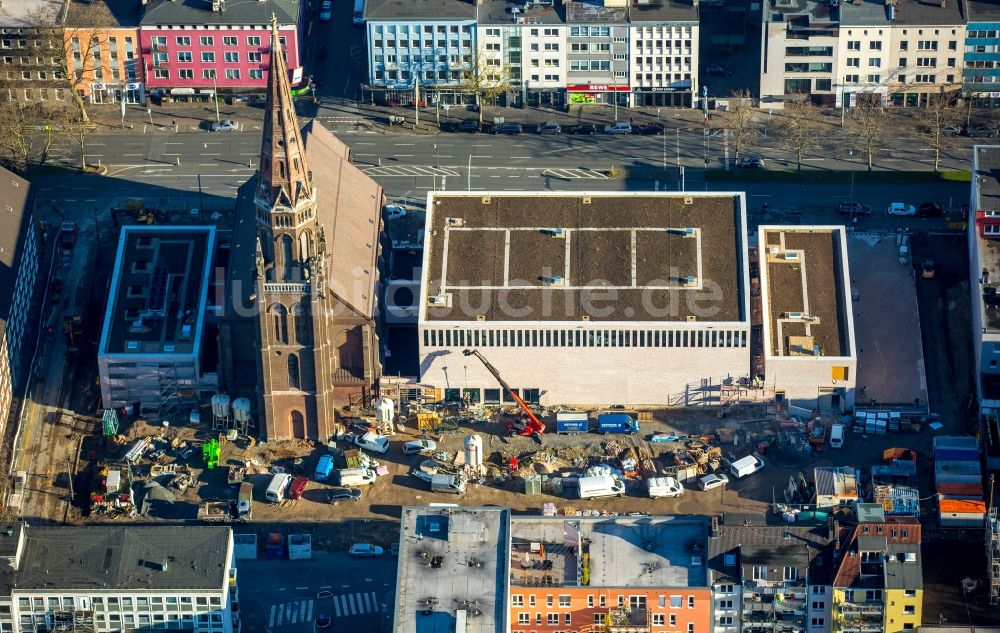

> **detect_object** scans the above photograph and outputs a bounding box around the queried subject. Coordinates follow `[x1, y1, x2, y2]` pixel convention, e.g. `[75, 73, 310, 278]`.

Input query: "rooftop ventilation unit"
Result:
[687, 315, 697, 322]
[428, 294, 453, 308]
[446, 217, 465, 227]
[126, 341, 139, 350]
[903, 552, 916, 563]
[539, 275, 565, 286]
[582, 196, 592, 204]
[581, 315, 591, 321]
[668, 227, 696, 237]
[784, 251, 800, 261]
[683, 275, 697, 286]
[768, 246, 781, 255]
[476, 315, 486, 322]
[684, 196, 693, 205]
[540, 228, 566, 238]
[786, 311, 803, 319]
[481, 196, 491, 204]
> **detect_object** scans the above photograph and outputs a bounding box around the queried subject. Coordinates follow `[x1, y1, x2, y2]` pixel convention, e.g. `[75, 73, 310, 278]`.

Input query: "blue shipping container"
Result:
[934, 449, 980, 462]
[556, 419, 589, 434]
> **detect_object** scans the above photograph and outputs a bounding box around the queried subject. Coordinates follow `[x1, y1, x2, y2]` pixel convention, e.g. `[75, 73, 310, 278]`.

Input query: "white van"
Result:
[830, 423, 845, 449]
[647, 476, 684, 499]
[577, 474, 625, 500]
[336, 468, 378, 486]
[730, 454, 765, 479]
[265, 473, 292, 503]
[351, 432, 390, 454]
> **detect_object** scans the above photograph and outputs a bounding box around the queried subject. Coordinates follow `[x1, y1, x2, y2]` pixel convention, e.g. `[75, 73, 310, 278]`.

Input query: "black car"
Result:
[736, 155, 765, 168]
[917, 201, 944, 217]
[493, 123, 523, 135]
[637, 122, 665, 135]
[326, 487, 362, 503]
[572, 123, 597, 135]
[837, 201, 872, 217]
[457, 118, 480, 133]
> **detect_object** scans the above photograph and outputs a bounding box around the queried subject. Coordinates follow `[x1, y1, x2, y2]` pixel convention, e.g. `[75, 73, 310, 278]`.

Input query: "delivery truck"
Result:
[647, 476, 684, 499]
[556, 412, 589, 434]
[596, 413, 639, 435]
[577, 474, 626, 500]
[430, 474, 466, 494]
[236, 482, 253, 521]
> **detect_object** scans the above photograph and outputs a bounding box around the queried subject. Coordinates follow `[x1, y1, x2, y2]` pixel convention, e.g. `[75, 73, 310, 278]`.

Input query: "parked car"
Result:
[967, 126, 998, 138]
[604, 122, 632, 134]
[403, 439, 438, 455]
[493, 123, 523, 135]
[917, 201, 944, 217]
[698, 473, 730, 491]
[315, 615, 332, 629]
[636, 122, 665, 135]
[572, 123, 597, 135]
[383, 204, 407, 221]
[887, 202, 917, 216]
[536, 122, 562, 135]
[736, 155, 765, 168]
[326, 487, 363, 503]
[941, 124, 962, 136]
[457, 118, 480, 133]
[319, 0, 332, 20]
[210, 119, 238, 132]
[837, 201, 872, 216]
[349, 544, 384, 558]
[705, 64, 734, 76]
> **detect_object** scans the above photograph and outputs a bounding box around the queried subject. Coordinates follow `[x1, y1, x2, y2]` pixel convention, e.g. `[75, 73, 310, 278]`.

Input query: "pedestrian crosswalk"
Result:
[267, 592, 381, 626]
[362, 165, 459, 177]
[328, 591, 380, 619]
[268, 600, 313, 627]
[542, 167, 609, 179]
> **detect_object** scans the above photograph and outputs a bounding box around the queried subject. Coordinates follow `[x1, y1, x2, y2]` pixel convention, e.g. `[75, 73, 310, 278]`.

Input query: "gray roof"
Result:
[766, 0, 839, 20]
[566, 0, 627, 22]
[884, 543, 922, 589]
[395, 506, 508, 633]
[140, 0, 300, 26]
[968, 0, 1000, 21]
[0, 167, 33, 337]
[478, 0, 565, 25]
[364, 0, 476, 21]
[889, 0, 965, 24]
[629, 0, 698, 22]
[839, 0, 889, 25]
[707, 516, 834, 585]
[3, 525, 231, 593]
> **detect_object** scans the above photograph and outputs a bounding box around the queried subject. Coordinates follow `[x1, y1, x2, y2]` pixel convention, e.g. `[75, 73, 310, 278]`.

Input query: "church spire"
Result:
[256, 14, 311, 212]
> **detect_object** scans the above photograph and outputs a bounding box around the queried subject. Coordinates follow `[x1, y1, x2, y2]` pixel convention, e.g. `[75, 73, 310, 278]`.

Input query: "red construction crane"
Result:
[462, 349, 544, 440]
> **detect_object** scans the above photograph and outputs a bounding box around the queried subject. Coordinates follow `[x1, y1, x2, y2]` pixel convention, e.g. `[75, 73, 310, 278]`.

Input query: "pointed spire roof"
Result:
[256, 15, 311, 211]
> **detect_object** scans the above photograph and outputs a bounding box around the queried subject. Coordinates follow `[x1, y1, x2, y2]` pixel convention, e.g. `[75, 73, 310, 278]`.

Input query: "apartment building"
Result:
[138, 0, 302, 101]
[0, 168, 37, 436]
[0, 522, 239, 633]
[831, 511, 923, 633]
[964, 0, 1000, 106]
[708, 515, 837, 633]
[969, 145, 1000, 430]
[61, 0, 145, 106]
[98, 226, 216, 416]
[761, 0, 840, 106]
[363, 0, 477, 104]
[762, 0, 964, 107]
[418, 191, 752, 407]
[364, 0, 699, 109]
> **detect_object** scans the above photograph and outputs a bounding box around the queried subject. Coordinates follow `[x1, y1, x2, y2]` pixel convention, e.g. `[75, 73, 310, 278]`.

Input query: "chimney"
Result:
[211, 0, 221, 11]
[693, 0, 699, 7]
[710, 515, 719, 538]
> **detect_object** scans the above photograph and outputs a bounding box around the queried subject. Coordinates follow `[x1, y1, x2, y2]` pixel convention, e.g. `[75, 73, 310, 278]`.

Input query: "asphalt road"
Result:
[30, 129, 971, 224]
[238, 552, 396, 633]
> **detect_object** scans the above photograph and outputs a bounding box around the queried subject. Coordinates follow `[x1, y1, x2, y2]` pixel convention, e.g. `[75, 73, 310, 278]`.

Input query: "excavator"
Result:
[462, 349, 545, 442]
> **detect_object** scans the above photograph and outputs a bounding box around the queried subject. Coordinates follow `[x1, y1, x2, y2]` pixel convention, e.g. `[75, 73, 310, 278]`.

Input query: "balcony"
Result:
[264, 282, 310, 295]
[605, 607, 650, 633]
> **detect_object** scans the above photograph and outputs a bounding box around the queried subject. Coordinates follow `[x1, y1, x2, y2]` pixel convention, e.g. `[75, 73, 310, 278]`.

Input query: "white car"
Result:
[698, 473, 730, 491]
[887, 202, 917, 217]
[402, 439, 437, 455]
[384, 204, 407, 221]
[349, 544, 384, 558]
[319, 0, 332, 20]
[604, 122, 632, 135]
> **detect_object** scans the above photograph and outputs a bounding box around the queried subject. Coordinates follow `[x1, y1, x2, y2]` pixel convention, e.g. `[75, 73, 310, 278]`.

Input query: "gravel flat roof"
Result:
[762, 227, 849, 358]
[422, 192, 747, 323]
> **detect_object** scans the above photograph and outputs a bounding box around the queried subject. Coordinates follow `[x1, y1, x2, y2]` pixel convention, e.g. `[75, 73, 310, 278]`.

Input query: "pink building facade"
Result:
[139, 0, 303, 98]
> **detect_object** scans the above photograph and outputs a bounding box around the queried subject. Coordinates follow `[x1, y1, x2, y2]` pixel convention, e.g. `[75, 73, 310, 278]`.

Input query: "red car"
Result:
[287, 476, 308, 500]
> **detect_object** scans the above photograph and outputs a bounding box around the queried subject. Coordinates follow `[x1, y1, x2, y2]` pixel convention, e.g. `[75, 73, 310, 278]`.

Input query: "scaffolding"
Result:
[50, 608, 96, 632]
[989, 504, 1000, 606]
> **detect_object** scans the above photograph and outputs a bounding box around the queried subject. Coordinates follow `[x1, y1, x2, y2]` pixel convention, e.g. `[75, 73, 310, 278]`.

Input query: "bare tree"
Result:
[67, 116, 95, 170]
[28, 0, 117, 125]
[36, 106, 72, 166]
[778, 100, 824, 174]
[716, 89, 760, 164]
[461, 47, 511, 125]
[0, 98, 40, 171]
[915, 91, 960, 172]
[847, 98, 888, 172]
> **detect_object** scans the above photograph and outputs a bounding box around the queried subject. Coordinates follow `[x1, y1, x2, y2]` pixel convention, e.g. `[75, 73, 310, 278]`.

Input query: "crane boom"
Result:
[462, 348, 544, 434]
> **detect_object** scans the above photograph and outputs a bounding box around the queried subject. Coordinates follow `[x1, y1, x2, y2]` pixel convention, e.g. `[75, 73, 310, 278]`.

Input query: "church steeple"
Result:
[256, 15, 311, 212]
